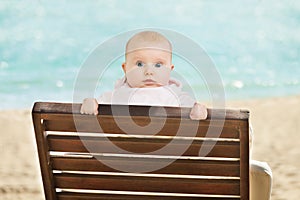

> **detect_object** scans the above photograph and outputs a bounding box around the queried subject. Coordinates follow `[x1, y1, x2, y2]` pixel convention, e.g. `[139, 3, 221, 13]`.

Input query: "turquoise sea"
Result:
[0, 0, 299, 109]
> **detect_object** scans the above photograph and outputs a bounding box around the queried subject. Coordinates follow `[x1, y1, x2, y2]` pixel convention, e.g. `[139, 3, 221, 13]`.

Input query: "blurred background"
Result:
[1, 1, 300, 199]
[0, 0, 299, 109]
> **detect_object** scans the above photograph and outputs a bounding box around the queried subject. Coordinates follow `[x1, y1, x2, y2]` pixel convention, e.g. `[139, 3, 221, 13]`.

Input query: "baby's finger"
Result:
[80, 106, 85, 114]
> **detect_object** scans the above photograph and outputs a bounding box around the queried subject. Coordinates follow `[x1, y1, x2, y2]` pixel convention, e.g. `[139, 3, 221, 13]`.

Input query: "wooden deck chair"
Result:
[32, 102, 249, 200]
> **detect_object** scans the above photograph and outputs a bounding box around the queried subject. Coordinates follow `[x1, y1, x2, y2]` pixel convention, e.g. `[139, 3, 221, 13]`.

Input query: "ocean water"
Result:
[0, 0, 300, 109]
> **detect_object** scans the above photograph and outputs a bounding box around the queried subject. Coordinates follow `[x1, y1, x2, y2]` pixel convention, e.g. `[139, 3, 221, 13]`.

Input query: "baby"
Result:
[80, 31, 273, 199]
[80, 31, 207, 120]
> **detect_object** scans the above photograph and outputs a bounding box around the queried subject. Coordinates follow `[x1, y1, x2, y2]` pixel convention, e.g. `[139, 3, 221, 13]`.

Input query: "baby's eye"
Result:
[136, 61, 144, 67]
[154, 63, 163, 68]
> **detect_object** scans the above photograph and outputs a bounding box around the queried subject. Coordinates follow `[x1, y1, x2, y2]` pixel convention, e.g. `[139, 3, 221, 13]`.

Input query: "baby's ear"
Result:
[122, 62, 126, 72]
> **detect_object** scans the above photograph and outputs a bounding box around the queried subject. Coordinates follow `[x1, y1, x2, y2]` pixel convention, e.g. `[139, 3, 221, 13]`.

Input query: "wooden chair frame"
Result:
[32, 102, 249, 200]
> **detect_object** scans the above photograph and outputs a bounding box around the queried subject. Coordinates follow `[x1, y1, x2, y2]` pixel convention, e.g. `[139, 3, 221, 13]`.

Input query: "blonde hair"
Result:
[125, 31, 172, 56]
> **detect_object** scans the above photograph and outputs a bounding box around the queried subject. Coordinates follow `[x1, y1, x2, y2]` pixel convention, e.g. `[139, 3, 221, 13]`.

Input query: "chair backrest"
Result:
[32, 102, 249, 200]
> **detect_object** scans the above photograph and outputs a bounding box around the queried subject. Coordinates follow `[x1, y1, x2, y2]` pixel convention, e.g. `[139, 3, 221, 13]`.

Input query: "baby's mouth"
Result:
[143, 79, 156, 83]
[142, 79, 162, 86]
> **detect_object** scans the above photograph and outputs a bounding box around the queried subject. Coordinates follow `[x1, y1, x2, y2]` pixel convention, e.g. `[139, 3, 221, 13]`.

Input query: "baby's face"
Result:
[123, 49, 174, 88]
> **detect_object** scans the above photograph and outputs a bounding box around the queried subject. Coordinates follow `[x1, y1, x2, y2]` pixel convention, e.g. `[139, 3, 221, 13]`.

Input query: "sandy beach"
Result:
[0, 96, 299, 200]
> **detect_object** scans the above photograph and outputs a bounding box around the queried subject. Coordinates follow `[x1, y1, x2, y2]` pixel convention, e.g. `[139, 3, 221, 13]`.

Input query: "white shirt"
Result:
[97, 77, 196, 107]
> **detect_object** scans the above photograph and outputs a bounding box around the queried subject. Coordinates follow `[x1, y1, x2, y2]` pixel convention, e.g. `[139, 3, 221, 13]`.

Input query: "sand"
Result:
[0, 96, 299, 199]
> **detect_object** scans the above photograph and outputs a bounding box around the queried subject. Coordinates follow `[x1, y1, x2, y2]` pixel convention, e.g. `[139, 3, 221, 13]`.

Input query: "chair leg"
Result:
[250, 160, 273, 200]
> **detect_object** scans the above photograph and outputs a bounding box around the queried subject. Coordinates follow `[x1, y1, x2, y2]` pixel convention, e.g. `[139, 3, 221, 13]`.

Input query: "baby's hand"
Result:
[189, 102, 208, 120]
[80, 98, 99, 115]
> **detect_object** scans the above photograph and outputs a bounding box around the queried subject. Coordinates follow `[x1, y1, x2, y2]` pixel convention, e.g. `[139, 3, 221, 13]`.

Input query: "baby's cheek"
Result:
[155, 70, 171, 85]
[126, 70, 144, 87]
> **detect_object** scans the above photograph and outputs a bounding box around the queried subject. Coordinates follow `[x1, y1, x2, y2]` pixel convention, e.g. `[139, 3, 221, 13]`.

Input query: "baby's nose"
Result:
[144, 65, 154, 75]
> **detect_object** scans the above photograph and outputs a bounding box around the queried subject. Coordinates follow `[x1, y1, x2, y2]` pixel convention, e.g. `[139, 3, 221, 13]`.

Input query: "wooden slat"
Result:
[57, 191, 240, 200]
[43, 117, 240, 138]
[47, 135, 240, 158]
[54, 173, 240, 195]
[32, 102, 249, 120]
[51, 156, 240, 177]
